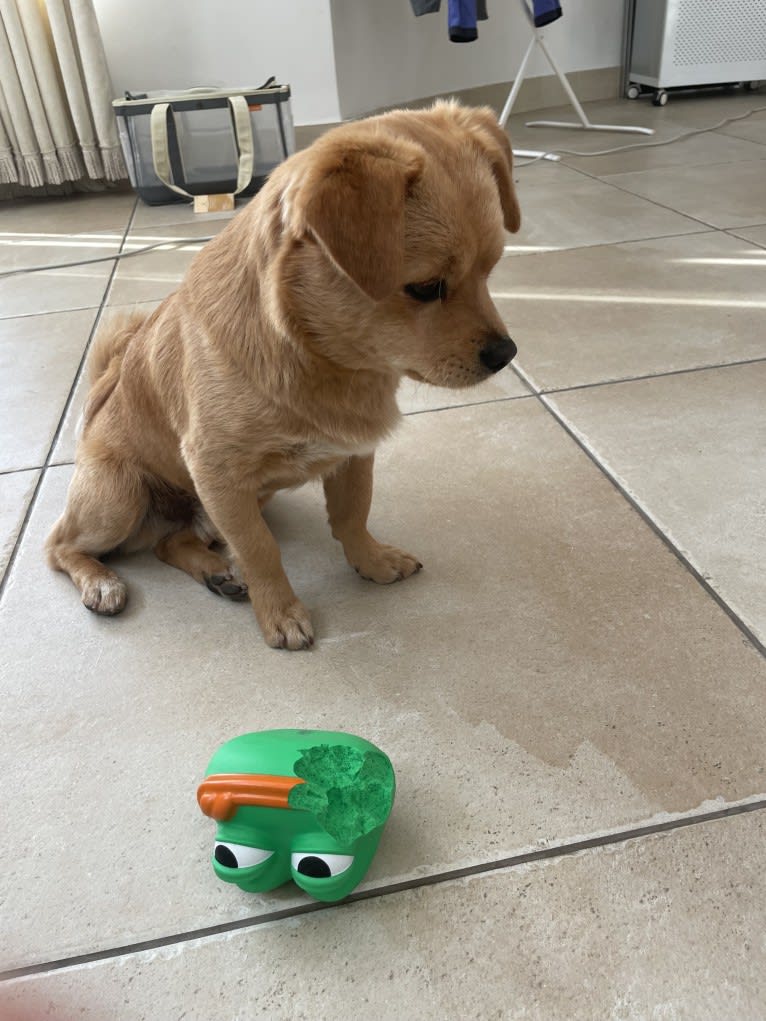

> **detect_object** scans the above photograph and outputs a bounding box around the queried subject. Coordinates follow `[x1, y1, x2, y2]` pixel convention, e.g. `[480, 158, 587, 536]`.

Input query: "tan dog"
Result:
[47, 101, 521, 650]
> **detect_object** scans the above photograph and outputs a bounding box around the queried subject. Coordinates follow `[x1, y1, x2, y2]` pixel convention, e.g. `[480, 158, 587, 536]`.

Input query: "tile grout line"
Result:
[499, 226, 712, 262]
[0, 199, 138, 607]
[0, 297, 172, 327]
[555, 125, 766, 178]
[2, 795, 765, 983]
[0, 465, 44, 478]
[723, 226, 766, 250]
[497, 219, 766, 266]
[0, 303, 102, 324]
[508, 360, 766, 659]
[553, 156, 722, 231]
[403, 389, 535, 416]
[535, 353, 766, 397]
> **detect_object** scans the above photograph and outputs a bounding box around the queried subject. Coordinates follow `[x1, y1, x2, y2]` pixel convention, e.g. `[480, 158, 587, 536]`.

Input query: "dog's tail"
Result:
[83, 310, 148, 428]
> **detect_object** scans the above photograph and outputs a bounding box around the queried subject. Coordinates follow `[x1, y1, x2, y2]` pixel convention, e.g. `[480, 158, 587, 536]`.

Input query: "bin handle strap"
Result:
[149, 95, 255, 200]
[228, 95, 255, 195]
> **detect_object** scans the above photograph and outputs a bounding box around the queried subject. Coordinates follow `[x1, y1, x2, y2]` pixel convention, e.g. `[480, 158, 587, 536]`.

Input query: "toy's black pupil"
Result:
[215, 844, 238, 868]
[297, 855, 332, 878]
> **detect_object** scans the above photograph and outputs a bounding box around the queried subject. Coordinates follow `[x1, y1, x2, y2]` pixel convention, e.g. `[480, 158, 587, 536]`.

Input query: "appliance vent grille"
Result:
[673, 0, 766, 66]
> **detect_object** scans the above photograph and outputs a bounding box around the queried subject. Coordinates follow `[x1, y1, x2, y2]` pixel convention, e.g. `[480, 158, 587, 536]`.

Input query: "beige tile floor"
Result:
[1, 91, 765, 1018]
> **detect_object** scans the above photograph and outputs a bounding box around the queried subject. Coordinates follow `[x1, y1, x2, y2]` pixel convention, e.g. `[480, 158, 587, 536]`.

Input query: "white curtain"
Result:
[0, 0, 126, 190]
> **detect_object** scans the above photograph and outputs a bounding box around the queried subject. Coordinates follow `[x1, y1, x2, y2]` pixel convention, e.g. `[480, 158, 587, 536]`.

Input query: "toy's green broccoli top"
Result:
[288, 741, 394, 844]
[198, 729, 395, 903]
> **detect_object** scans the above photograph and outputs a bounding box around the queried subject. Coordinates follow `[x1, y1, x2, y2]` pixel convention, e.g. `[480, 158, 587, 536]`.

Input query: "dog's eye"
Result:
[404, 280, 446, 303]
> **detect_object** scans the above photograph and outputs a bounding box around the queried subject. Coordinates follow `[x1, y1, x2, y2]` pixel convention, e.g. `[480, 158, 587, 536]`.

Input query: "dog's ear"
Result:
[485, 122, 522, 234]
[290, 134, 424, 301]
[450, 105, 522, 234]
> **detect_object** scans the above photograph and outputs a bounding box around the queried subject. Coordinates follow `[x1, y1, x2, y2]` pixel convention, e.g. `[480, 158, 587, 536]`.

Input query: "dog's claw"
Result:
[274, 630, 314, 650]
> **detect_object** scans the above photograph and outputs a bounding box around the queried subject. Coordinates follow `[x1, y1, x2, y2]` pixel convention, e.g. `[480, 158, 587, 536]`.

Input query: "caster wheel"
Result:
[652, 90, 668, 107]
[744, 81, 761, 92]
[626, 84, 641, 100]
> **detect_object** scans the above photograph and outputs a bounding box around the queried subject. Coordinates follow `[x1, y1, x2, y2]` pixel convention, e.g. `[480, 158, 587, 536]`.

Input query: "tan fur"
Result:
[46, 102, 521, 649]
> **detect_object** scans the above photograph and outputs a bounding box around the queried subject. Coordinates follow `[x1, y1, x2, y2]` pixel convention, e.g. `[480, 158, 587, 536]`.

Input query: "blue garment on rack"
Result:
[449, 0, 478, 41]
[409, 0, 488, 42]
[533, 0, 562, 27]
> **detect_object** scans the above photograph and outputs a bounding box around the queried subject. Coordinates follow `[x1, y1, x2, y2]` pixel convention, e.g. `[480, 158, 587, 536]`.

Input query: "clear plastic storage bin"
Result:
[114, 82, 294, 205]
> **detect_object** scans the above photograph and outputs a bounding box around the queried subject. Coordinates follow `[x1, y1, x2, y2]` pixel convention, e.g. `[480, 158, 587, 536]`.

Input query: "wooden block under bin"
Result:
[194, 194, 235, 213]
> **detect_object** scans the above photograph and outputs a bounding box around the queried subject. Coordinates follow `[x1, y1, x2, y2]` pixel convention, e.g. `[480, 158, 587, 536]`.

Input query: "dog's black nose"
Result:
[479, 334, 517, 373]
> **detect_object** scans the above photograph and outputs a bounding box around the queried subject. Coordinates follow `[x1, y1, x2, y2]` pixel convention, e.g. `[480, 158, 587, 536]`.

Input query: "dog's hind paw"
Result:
[204, 572, 249, 601]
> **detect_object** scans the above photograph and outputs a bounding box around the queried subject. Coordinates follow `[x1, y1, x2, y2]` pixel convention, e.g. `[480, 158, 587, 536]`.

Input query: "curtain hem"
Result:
[0, 152, 18, 183]
[19, 153, 46, 187]
[101, 143, 126, 182]
[1, 0, 127, 194]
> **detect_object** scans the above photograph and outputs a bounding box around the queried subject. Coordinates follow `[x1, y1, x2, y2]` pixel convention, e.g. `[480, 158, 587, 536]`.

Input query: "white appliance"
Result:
[627, 0, 766, 105]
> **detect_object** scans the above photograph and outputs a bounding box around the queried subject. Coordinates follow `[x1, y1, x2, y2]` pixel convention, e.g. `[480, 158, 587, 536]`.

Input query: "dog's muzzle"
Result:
[479, 333, 517, 374]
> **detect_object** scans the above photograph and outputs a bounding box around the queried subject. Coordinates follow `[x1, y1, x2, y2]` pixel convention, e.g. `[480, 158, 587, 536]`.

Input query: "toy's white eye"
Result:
[214, 842, 273, 869]
[291, 852, 354, 878]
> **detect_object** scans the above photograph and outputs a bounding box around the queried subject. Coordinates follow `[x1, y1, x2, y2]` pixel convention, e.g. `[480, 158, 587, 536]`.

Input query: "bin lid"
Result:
[113, 84, 290, 115]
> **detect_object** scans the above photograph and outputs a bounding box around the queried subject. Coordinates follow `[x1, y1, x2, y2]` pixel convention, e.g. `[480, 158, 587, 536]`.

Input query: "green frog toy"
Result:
[197, 729, 396, 903]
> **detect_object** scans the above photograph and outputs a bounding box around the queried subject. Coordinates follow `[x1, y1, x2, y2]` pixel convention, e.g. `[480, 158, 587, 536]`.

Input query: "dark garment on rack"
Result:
[409, 0, 488, 42]
[533, 0, 562, 27]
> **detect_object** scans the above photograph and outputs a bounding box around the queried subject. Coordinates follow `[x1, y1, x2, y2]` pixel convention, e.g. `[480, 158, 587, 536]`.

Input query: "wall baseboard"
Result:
[295, 122, 339, 149]
[295, 65, 620, 149]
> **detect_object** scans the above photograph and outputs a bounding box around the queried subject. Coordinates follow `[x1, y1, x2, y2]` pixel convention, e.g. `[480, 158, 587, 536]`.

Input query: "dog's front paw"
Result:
[353, 542, 423, 585]
[258, 599, 315, 651]
[82, 575, 127, 615]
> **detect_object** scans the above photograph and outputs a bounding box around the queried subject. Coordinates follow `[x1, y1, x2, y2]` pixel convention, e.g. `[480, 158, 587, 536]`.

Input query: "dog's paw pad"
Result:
[204, 573, 249, 601]
[82, 577, 127, 616]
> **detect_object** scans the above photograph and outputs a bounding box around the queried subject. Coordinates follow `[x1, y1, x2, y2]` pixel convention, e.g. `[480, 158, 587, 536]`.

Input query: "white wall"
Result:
[331, 0, 624, 118]
[92, 0, 342, 125]
[93, 0, 624, 127]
